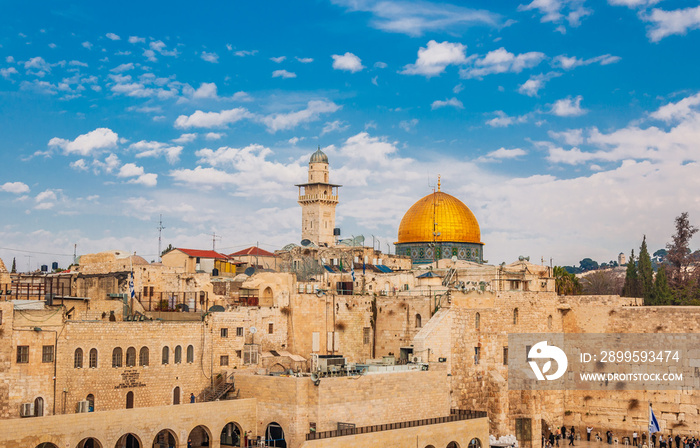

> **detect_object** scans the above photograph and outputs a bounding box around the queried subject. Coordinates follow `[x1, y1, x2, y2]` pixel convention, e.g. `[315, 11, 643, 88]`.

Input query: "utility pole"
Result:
[211, 232, 221, 251]
[157, 214, 166, 262]
[73, 244, 77, 265]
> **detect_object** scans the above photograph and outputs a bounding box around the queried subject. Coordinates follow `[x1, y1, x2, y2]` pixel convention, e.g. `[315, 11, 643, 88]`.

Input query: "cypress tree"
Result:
[638, 236, 654, 302]
[622, 249, 639, 297]
[11, 257, 16, 273]
[654, 265, 673, 305]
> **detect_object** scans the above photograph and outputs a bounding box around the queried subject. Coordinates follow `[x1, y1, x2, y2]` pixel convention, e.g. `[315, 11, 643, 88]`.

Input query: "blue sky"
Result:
[2, 0, 700, 270]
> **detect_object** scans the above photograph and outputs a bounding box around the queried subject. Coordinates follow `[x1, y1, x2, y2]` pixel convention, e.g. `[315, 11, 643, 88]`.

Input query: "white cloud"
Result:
[296, 57, 313, 63]
[128, 36, 145, 44]
[170, 166, 238, 187]
[174, 108, 252, 129]
[70, 159, 89, 171]
[234, 50, 258, 57]
[608, 0, 660, 7]
[518, 0, 592, 28]
[321, 120, 350, 135]
[130, 141, 183, 164]
[270, 56, 286, 63]
[0, 67, 18, 79]
[272, 69, 297, 79]
[205, 132, 224, 140]
[645, 6, 700, 42]
[476, 147, 527, 162]
[24, 56, 51, 76]
[130, 173, 157, 186]
[35, 189, 58, 209]
[486, 111, 528, 127]
[650, 92, 700, 123]
[82, 41, 93, 50]
[331, 0, 501, 36]
[48, 128, 119, 156]
[336, 132, 410, 168]
[261, 100, 341, 133]
[374, 61, 388, 69]
[331, 52, 365, 73]
[118, 163, 144, 178]
[1, 182, 30, 194]
[6, 56, 15, 63]
[192, 82, 218, 99]
[431, 97, 464, 110]
[551, 95, 587, 117]
[552, 54, 621, 69]
[518, 72, 561, 96]
[106, 33, 120, 41]
[111, 63, 134, 73]
[172, 133, 197, 144]
[201, 51, 219, 63]
[460, 47, 545, 79]
[69, 60, 88, 67]
[401, 40, 467, 77]
[399, 119, 419, 132]
[232, 91, 252, 102]
[548, 128, 584, 145]
[117, 163, 157, 186]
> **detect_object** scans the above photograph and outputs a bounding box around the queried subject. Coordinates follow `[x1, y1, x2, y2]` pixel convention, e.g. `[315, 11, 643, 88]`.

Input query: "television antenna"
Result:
[157, 214, 166, 261]
[210, 232, 222, 251]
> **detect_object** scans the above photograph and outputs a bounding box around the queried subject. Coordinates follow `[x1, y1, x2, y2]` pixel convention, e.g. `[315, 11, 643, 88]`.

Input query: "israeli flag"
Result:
[351, 262, 356, 282]
[649, 404, 660, 435]
[129, 272, 135, 299]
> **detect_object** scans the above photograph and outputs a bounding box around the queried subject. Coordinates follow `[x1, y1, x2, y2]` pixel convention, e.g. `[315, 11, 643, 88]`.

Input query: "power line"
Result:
[0, 247, 74, 257]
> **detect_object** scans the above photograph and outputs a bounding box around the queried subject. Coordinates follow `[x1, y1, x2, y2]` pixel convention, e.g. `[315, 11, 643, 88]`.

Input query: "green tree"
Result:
[653, 265, 673, 305]
[666, 212, 698, 288]
[554, 266, 582, 295]
[622, 249, 639, 297]
[638, 236, 654, 302]
[579, 258, 599, 272]
[161, 243, 174, 256]
[11, 257, 16, 273]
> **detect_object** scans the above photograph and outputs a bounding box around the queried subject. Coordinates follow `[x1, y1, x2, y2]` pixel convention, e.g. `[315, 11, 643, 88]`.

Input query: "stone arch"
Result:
[139, 347, 149, 366]
[126, 391, 134, 409]
[220, 421, 243, 447]
[152, 429, 177, 448]
[269, 363, 286, 373]
[74, 348, 83, 368]
[547, 315, 553, 330]
[187, 425, 212, 448]
[475, 312, 480, 330]
[162, 346, 169, 364]
[425, 446, 436, 448]
[34, 396, 44, 416]
[265, 422, 286, 448]
[126, 347, 136, 367]
[173, 386, 180, 405]
[469, 438, 482, 448]
[174, 345, 182, 364]
[447, 442, 461, 448]
[513, 308, 519, 325]
[114, 433, 141, 448]
[86, 394, 95, 412]
[76, 437, 102, 448]
[187, 345, 194, 363]
[415, 313, 422, 328]
[112, 347, 123, 368]
[89, 348, 98, 368]
[35, 444, 58, 448]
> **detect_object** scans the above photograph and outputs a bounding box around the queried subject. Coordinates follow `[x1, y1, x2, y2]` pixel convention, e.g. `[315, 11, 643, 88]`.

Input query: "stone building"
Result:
[296, 147, 340, 247]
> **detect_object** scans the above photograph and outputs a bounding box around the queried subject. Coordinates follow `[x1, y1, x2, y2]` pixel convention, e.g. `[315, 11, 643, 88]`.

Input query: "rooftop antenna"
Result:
[157, 214, 166, 262]
[432, 175, 441, 263]
[73, 243, 77, 265]
[210, 232, 222, 251]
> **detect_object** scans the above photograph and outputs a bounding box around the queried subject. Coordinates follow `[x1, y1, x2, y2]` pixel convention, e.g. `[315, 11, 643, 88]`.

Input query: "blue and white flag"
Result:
[129, 271, 135, 299]
[649, 405, 660, 435]
[351, 262, 356, 282]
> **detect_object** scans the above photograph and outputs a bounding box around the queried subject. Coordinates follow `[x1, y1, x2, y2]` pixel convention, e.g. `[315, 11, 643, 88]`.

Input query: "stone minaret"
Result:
[296, 147, 340, 247]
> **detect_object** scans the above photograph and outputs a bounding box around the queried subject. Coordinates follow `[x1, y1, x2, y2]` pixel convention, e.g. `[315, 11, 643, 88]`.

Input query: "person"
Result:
[587, 427, 593, 442]
[569, 430, 575, 446]
[608, 430, 613, 445]
[563, 427, 568, 441]
[187, 439, 192, 448]
[661, 435, 667, 448]
[642, 433, 647, 447]
[556, 427, 561, 447]
[190, 393, 195, 403]
[550, 432, 556, 448]
[670, 435, 674, 448]
[633, 431, 638, 447]
[652, 433, 657, 448]
[676, 434, 682, 448]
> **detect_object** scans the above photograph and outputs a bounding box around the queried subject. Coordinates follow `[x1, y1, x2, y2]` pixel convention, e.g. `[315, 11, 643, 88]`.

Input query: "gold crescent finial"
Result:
[437, 175, 441, 192]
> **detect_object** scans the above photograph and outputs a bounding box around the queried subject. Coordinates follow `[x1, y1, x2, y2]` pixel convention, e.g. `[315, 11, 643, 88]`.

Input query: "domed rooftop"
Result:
[397, 189, 481, 245]
[309, 147, 328, 164]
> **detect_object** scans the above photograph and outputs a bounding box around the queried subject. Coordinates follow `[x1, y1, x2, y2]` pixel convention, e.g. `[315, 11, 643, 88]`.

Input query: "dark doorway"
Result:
[152, 429, 177, 448]
[173, 387, 180, 405]
[115, 434, 141, 448]
[187, 425, 211, 447]
[265, 422, 286, 448]
[77, 438, 102, 448]
[126, 391, 134, 409]
[221, 422, 242, 446]
[34, 397, 44, 417]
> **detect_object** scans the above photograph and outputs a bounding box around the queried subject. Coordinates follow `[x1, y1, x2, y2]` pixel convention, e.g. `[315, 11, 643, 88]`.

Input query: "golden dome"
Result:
[397, 191, 481, 244]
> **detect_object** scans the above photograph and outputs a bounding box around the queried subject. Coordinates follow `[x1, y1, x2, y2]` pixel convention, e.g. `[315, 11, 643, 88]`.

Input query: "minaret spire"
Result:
[438, 175, 441, 192]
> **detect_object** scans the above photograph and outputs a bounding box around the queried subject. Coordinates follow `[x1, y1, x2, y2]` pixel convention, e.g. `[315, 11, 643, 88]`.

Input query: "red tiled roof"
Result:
[176, 248, 230, 259]
[228, 246, 276, 257]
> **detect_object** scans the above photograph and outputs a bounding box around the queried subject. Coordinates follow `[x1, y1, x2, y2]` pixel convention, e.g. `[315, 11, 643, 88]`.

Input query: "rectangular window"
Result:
[268, 323, 274, 334]
[503, 347, 509, 366]
[363, 327, 370, 345]
[243, 344, 259, 365]
[0, 310, 3, 325]
[220, 355, 229, 366]
[312, 332, 320, 352]
[236, 350, 242, 358]
[236, 327, 243, 337]
[42, 345, 54, 363]
[16, 346, 29, 364]
[221, 328, 228, 338]
[474, 346, 480, 365]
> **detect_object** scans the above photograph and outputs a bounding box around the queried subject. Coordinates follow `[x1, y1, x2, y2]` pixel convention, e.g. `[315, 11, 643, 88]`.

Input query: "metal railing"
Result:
[306, 409, 487, 441]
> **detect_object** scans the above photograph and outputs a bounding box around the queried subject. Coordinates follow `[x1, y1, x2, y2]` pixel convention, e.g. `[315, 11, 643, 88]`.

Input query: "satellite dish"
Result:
[301, 239, 312, 247]
[282, 243, 298, 251]
[208, 305, 225, 312]
[451, 256, 458, 263]
[249, 326, 257, 334]
[244, 267, 256, 276]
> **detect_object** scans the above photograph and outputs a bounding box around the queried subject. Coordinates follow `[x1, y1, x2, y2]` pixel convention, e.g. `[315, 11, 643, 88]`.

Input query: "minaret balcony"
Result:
[298, 194, 339, 203]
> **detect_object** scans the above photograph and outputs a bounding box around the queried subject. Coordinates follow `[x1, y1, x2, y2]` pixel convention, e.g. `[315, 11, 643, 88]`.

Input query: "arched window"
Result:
[126, 347, 136, 367]
[513, 308, 519, 325]
[162, 346, 169, 365]
[125, 391, 134, 409]
[415, 314, 422, 328]
[469, 438, 482, 448]
[74, 348, 83, 369]
[174, 345, 182, 364]
[475, 312, 480, 330]
[139, 347, 149, 366]
[34, 397, 44, 417]
[89, 348, 97, 368]
[173, 386, 180, 405]
[187, 345, 194, 363]
[86, 394, 94, 412]
[548, 315, 553, 330]
[112, 347, 123, 368]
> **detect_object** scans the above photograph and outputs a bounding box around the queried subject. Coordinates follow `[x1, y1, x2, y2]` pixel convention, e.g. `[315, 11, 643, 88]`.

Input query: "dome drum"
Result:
[395, 242, 484, 264]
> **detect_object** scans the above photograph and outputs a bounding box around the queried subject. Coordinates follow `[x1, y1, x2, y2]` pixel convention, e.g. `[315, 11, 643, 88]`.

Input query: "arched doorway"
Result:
[34, 397, 44, 416]
[126, 391, 134, 409]
[35, 444, 58, 448]
[265, 422, 286, 448]
[86, 394, 95, 412]
[115, 433, 141, 448]
[425, 446, 436, 448]
[469, 439, 482, 448]
[77, 438, 102, 448]
[221, 422, 242, 446]
[152, 429, 177, 448]
[173, 387, 180, 405]
[447, 443, 461, 448]
[187, 425, 211, 447]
